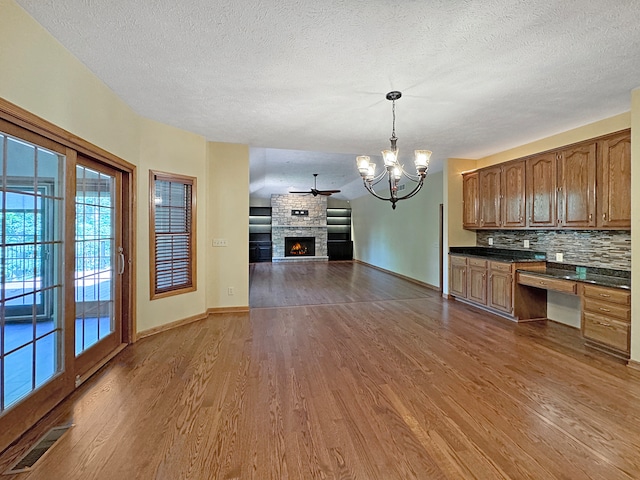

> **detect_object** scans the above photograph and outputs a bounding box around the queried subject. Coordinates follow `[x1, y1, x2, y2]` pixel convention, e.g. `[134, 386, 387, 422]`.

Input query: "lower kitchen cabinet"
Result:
[582, 284, 631, 358]
[448, 255, 546, 321]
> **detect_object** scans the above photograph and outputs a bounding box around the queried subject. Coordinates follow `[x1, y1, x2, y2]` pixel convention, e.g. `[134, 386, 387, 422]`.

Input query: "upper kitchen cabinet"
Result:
[557, 142, 596, 228]
[597, 131, 631, 229]
[501, 160, 526, 228]
[479, 166, 502, 228]
[460, 129, 630, 231]
[462, 172, 480, 229]
[526, 152, 557, 228]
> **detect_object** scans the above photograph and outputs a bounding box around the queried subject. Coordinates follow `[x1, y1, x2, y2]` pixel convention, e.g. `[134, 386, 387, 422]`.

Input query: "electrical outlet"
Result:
[555, 253, 564, 262]
[523, 240, 530, 248]
[227, 287, 234, 295]
[212, 238, 228, 247]
[488, 237, 493, 246]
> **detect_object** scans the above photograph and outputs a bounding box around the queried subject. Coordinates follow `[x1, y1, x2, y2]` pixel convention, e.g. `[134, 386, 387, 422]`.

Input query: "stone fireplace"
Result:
[271, 194, 328, 262]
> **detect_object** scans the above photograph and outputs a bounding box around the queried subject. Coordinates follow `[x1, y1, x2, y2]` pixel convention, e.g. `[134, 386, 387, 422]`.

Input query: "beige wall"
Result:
[442, 159, 477, 294]
[0, 0, 140, 161]
[0, 0, 249, 335]
[631, 88, 640, 363]
[206, 142, 250, 309]
[136, 118, 209, 332]
[477, 113, 630, 168]
[352, 171, 443, 288]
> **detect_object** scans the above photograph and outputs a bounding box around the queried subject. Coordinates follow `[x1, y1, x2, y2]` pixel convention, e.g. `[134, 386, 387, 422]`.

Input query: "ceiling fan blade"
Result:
[289, 190, 312, 194]
[317, 189, 341, 194]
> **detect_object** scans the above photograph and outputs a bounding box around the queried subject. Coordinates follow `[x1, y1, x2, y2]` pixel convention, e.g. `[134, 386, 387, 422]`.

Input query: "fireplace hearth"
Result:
[285, 237, 315, 257]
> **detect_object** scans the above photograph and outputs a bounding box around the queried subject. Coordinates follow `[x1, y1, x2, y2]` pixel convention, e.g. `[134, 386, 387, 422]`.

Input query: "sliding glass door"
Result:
[74, 157, 122, 378]
[0, 117, 132, 453]
[0, 132, 65, 412]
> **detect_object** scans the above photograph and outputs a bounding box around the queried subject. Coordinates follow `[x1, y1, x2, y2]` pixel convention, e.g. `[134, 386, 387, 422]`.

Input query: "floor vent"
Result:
[3, 425, 73, 475]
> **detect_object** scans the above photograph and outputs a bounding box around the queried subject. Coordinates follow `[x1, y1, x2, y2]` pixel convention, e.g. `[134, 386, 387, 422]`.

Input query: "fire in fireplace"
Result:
[285, 237, 315, 257]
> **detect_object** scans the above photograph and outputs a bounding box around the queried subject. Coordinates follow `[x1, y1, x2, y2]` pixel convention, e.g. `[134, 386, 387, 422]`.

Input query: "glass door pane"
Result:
[75, 165, 115, 356]
[1, 133, 64, 412]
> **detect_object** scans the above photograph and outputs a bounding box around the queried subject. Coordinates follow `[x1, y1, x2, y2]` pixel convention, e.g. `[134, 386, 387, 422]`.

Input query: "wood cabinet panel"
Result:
[557, 142, 596, 228]
[516, 273, 577, 294]
[582, 312, 630, 354]
[582, 297, 630, 322]
[449, 256, 467, 298]
[467, 265, 487, 305]
[583, 284, 630, 305]
[598, 131, 631, 229]
[479, 167, 501, 228]
[581, 283, 630, 357]
[526, 153, 557, 228]
[501, 160, 526, 228]
[462, 172, 479, 229]
[488, 262, 512, 314]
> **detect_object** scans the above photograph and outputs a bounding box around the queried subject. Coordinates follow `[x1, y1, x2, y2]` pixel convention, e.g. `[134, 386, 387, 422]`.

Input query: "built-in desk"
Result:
[516, 264, 631, 359]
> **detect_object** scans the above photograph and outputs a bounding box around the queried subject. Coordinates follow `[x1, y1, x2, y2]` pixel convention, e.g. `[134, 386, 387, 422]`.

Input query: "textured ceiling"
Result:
[14, 0, 640, 200]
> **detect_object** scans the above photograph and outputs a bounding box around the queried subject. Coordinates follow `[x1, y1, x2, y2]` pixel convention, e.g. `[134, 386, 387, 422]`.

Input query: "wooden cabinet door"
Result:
[558, 142, 596, 228]
[488, 266, 513, 314]
[501, 160, 526, 228]
[526, 153, 557, 228]
[449, 257, 467, 298]
[467, 266, 487, 305]
[598, 131, 631, 229]
[462, 172, 480, 229]
[479, 166, 501, 228]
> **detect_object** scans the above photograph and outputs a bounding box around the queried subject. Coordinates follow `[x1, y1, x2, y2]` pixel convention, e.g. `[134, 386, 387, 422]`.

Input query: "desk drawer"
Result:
[583, 311, 629, 353]
[583, 297, 630, 322]
[583, 284, 630, 305]
[517, 273, 577, 294]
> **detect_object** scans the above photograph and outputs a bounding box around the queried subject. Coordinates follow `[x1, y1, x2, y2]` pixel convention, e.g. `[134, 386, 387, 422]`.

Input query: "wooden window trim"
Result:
[149, 170, 197, 300]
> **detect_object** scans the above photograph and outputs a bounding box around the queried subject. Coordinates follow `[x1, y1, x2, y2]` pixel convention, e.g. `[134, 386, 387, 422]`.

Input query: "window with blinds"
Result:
[149, 171, 196, 299]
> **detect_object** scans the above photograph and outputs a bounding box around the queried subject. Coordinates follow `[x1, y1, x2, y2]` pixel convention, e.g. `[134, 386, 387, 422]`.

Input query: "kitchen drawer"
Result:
[489, 261, 512, 273]
[517, 273, 577, 294]
[583, 297, 630, 322]
[583, 311, 630, 353]
[583, 284, 630, 305]
[468, 258, 487, 268]
[450, 255, 467, 267]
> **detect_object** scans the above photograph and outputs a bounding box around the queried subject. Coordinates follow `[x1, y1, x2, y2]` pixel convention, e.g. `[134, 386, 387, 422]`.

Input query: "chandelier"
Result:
[356, 91, 431, 209]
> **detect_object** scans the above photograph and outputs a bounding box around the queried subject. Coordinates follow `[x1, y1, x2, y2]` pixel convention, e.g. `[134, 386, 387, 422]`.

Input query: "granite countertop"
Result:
[516, 262, 631, 290]
[449, 247, 630, 290]
[449, 246, 546, 263]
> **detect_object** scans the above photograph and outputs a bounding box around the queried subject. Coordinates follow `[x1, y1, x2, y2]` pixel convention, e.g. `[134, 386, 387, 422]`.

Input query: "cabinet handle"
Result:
[595, 321, 612, 328]
[603, 213, 607, 221]
[599, 308, 611, 312]
[519, 216, 523, 223]
[589, 213, 592, 222]
[539, 281, 547, 286]
[599, 293, 611, 298]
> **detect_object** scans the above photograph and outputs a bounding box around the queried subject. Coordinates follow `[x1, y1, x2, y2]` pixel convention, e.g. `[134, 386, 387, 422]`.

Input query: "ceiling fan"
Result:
[290, 174, 341, 197]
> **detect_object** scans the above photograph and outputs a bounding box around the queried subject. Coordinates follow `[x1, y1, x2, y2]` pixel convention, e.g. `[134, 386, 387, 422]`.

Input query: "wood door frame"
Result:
[0, 98, 137, 454]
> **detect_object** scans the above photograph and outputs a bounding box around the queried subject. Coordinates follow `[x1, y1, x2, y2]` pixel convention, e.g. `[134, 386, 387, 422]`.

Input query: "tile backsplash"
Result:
[476, 230, 630, 271]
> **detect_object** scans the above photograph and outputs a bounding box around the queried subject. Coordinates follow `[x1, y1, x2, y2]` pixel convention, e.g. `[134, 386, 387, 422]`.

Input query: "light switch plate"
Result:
[524, 240, 530, 248]
[555, 252, 564, 262]
[488, 237, 493, 246]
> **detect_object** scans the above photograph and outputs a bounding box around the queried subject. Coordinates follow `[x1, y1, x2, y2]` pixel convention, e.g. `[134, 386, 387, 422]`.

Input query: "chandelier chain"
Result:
[391, 99, 397, 141]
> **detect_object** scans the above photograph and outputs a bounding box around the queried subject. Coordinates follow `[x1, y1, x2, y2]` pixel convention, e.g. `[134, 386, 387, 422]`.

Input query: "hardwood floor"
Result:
[2, 261, 640, 479]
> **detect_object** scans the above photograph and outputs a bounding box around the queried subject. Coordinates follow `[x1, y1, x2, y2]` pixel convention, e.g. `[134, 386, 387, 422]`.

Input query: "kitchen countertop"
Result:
[517, 263, 630, 290]
[449, 247, 630, 290]
[449, 246, 546, 262]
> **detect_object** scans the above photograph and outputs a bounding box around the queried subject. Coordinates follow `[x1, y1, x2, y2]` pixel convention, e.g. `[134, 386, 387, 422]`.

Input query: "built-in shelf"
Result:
[249, 206, 272, 262]
[327, 208, 353, 260]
